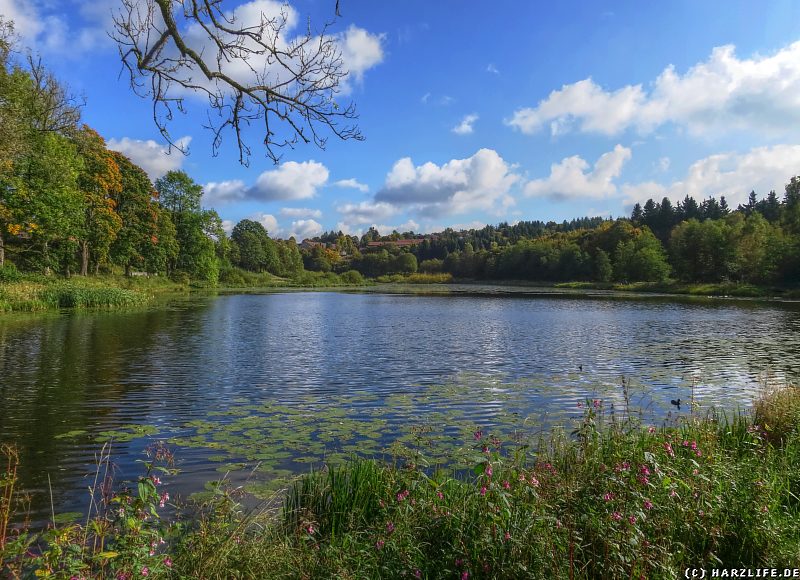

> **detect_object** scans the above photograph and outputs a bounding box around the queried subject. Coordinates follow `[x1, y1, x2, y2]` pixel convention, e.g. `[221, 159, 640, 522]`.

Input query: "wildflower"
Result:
[149, 549, 155, 556]
[307, 525, 314, 534]
[159, 492, 169, 508]
[474, 430, 483, 441]
[397, 490, 409, 502]
[593, 399, 601, 409]
[648, 426, 656, 434]
[163, 557, 173, 568]
[698, 510, 704, 516]
[485, 465, 493, 478]
[376, 540, 385, 550]
[576, 402, 583, 409]
[761, 505, 769, 513]
[461, 572, 469, 580]
[480, 486, 487, 496]
[455, 559, 463, 567]
[415, 571, 421, 579]
[151, 476, 161, 486]
[437, 491, 444, 500]
[504, 531, 511, 541]
[379, 499, 385, 508]
[664, 442, 675, 457]
[670, 490, 678, 498]
[482, 445, 489, 454]
[643, 500, 653, 510]
[690, 441, 698, 450]
[386, 522, 395, 533]
[141, 567, 149, 577]
[518, 473, 526, 483]
[529, 476, 540, 487]
[639, 465, 651, 476]
[692, 469, 699, 476]
[682, 440, 690, 447]
[603, 492, 614, 502]
[695, 449, 702, 457]
[611, 512, 622, 521]
[638, 475, 649, 485]
[628, 515, 636, 525]
[502, 480, 510, 490]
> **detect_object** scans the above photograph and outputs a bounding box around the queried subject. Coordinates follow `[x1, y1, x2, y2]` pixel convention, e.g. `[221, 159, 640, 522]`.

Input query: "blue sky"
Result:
[3, 1, 800, 239]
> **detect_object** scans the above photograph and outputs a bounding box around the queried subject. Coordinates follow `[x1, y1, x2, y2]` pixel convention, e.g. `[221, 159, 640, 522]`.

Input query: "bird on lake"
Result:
[578, 364, 583, 372]
[670, 398, 681, 409]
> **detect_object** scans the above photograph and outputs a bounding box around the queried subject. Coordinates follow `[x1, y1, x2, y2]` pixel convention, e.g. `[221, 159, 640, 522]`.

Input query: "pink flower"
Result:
[414, 571, 421, 579]
[648, 426, 656, 434]
[461, 572, 469, 580]
[504, 531, 511, 541]
[692, 469, 699, 476]
[518, 474, 526, 483]
[375, 540, 384, 550]
[307, 525, 314, 534]
[529, 476, 540, 487]
[682, 440, 690, 447]
[628, 515, 636, 525]
[603, 493, 614, 502]
[640, 465, 651, 476]
[611, 512, 622, 521]
[643, 500, 653, 510]
[670, 490, 678, 498]
[638, 475, 649, 485]
[695, 450, 702, 457]
[485, 465, 493, 478]
[163, 557, 173, 568]
[379, 499, 385, 508]
[593, 399, 601, 409]
[502, 480, 510, 490]
[690, 441, 698, 450]
[141, 567, 149, 577]
[664, 442, 675, 457]
[482, 445, 489, 454]
[480, 486, 487, 496]
[761, 505, 768, 513]
[698, 510, 704, 516]
[437, 491, 444, 500]
[473, 430, 483, 441]
[159, 492, 169, 508]
[386, 522, 395, 533]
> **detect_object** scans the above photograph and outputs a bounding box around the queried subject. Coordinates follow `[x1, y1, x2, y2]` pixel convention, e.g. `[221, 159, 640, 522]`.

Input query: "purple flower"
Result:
[648, 426, 656, 434]
[611, 512, 622, 521]
[643, 500, 653, 510]
[376, 540, 385, 550]
[386, 522, 395, 533]
[141, 567, 149, 577]
[593, 399, 601, 409]
[461, 572, 469, 580]
[603, 492, 614, 501]
[485, 465, 493, 478]
[473, 430, 483, 441]
[480, 486, 487, 496]
[502, 480, 510, 490]
[163, 557, 173, 568]
[628, 515, 636, 525]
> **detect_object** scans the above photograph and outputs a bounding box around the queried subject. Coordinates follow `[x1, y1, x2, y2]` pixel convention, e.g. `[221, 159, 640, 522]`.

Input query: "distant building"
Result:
[365, 239, 424, 248]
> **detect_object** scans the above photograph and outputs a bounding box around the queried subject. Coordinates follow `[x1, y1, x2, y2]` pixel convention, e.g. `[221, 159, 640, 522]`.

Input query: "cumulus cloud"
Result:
[486, 63, 500, 75]
[107, 136, 191, 181]
[285, 218, 324, 240]
[0, 0, 117, 53]
[621, 144, 800, 207]
[250, 160, 329, 201]
[279, 207, 323, 219]
[524, 145, 632, 200]
[375, 149, 520, 217]
[338, 24, 385, 90]
[203, 180, 247, 205]
[336, 201, 399, 225]
[452, 113, 479, 135]
[333, 178, 369, 192]
[249, 212, 280, 236]
[507, 41, 800, 137]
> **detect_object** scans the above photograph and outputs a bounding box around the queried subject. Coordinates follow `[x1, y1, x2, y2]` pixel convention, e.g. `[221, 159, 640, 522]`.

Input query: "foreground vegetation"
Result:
[2, 385, 799, 578]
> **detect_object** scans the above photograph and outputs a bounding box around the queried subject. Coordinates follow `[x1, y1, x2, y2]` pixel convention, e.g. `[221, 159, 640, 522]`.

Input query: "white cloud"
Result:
[487, 63, 500, 75]
[333, 178, 369, 192]
[203, 180, 247, 205]
[250, 160, 329, 201]
[286, 219, 323, 240]
[657, 157, 671, 172]
[0, 0, 117, 53]
[507, 41, 800, 137]
[336, 201, 398, 225]
[221, 219, 236, 234]
[375, 149, 520, 217]
[421, 92, 431, 104]
[524, 144, 632, 200]
[279, 207, 323, 219]
[452, 113, 479, 135]
[338, 24, 385, 90]
[107, 136, 192, 181]
[621, 144, 800, 207]
[248, 212, 280, 236]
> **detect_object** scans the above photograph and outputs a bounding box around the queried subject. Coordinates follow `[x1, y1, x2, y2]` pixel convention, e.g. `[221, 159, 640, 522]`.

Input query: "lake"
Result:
[2, 288, 799, 521]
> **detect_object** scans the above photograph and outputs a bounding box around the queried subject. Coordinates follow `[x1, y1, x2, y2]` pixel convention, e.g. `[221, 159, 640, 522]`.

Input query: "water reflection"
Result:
[1, 290, 799, 520]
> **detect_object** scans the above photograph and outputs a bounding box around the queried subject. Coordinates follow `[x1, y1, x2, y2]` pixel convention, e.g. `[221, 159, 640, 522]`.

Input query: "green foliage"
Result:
[0, 263, 21, 282]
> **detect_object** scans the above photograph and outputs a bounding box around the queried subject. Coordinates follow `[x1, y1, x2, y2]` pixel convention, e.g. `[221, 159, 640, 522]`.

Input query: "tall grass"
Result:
[3, 385, 800, 578]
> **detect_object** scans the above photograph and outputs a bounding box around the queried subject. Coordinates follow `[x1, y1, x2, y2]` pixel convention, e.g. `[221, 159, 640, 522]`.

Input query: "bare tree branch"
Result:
[111, 0, 362, 166]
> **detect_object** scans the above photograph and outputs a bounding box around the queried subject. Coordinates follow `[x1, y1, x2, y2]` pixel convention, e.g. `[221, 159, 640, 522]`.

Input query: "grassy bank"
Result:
[554, 280, 800, 298]
[0, 271, 185, 312]
[3, 385, 800, 578]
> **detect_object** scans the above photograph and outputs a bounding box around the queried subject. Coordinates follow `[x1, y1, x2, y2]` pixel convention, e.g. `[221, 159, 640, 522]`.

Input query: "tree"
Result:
[74, 126, 123, 275]
[231, 219, 277, 272]
[112, 0, 362, 165]
[394, 252, 418, 274]
[593, 249, 612, 282]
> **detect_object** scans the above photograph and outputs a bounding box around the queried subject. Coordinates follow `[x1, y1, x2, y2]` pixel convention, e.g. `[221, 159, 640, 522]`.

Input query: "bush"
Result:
[339, 270, 364, 284]
[0, 263, 21, 283]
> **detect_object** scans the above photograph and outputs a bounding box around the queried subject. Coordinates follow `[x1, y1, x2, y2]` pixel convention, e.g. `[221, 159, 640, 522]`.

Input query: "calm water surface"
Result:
[2, 289, 799, 520]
